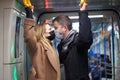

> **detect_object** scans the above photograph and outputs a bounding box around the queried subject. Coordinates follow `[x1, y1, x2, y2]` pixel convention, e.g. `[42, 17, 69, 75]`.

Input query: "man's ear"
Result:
[63, 25, 68, 32]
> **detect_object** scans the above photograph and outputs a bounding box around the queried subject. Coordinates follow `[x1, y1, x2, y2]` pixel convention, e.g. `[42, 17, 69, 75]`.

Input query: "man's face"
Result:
[53, 21, 65, 35]
[53, 21, 66, 39]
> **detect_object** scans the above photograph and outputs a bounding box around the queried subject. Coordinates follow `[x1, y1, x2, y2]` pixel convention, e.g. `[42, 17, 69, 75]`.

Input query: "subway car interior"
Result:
[0, 0, 120, 80]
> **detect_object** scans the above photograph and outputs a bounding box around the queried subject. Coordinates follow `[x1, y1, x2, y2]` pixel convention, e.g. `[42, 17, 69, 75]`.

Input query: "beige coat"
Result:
[24, 18, 60, 80]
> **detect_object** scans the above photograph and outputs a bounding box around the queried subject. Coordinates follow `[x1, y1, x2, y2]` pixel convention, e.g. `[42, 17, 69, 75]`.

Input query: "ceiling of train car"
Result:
[17, 0, 120, 37]
[18, 0, 120, 10]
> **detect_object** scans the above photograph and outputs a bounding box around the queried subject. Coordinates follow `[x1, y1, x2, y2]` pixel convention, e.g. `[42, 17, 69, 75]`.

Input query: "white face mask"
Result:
[55, 30, 64, 40]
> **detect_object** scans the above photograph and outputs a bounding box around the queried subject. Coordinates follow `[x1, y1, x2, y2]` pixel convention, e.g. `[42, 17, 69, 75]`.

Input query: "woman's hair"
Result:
[35, 23, 55, 52]
[35, 23, 46, 42]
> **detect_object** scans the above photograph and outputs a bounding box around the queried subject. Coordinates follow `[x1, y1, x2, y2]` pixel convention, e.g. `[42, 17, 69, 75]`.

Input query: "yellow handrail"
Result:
[23, 0, 32, 7]
[79, 0, 86, 7]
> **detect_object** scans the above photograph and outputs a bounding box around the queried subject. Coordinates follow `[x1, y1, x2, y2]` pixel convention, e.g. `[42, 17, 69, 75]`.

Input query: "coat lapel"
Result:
[44, 45, 59, 73]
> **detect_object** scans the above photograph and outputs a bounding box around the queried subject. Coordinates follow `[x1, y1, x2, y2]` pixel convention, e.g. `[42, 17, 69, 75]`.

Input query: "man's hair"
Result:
[53, 15, 72, 30]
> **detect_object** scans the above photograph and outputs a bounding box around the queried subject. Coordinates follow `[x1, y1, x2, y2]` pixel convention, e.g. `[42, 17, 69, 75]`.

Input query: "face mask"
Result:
[47, 30, 55, 41]
[55, 30, 63, 40]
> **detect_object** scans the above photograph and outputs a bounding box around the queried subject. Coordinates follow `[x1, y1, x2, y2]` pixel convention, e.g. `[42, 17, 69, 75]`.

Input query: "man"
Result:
[53, 3, 93, 80]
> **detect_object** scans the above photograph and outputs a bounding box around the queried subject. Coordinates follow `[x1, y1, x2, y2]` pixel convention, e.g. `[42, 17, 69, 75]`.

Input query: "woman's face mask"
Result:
[47, 30, 55, 41]
[45, 24, 55, 41]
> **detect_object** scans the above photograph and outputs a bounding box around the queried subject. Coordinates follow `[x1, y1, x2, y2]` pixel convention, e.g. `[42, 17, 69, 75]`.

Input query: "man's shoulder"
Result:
[73, 32, 79, 41]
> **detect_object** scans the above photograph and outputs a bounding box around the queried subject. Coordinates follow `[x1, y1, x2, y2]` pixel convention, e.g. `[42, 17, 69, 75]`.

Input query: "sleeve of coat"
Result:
[78, 11, 93, 48]
[24, 18, 38, 53]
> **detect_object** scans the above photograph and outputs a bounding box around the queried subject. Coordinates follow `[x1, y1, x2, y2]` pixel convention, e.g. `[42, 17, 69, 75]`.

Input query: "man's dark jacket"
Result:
[58, 11, 93, 80]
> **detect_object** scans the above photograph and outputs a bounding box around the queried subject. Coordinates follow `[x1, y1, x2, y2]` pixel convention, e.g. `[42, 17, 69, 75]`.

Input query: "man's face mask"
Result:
[47, 30, 55, 41]
[55, 30, 64, 40]
[53, 21, 65, 40]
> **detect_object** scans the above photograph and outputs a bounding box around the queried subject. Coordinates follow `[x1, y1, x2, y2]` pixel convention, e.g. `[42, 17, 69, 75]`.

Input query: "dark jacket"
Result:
[58, 11, 93, 80]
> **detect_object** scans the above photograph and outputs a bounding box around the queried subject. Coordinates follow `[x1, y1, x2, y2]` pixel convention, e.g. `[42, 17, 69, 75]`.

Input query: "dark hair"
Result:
[53, 15, 72, 30]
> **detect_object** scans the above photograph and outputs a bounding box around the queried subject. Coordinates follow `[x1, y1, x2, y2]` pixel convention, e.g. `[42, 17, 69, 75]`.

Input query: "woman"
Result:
[24, 6, 60, 80]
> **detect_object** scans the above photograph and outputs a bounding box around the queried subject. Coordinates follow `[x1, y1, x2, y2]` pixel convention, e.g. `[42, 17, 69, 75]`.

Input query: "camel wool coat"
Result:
[24, 18, 60, 80]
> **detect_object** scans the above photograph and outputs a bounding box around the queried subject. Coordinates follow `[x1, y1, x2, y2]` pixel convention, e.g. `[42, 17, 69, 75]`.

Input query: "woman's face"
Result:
[44, 24, 52, 37]
[44, 24, 55, 41]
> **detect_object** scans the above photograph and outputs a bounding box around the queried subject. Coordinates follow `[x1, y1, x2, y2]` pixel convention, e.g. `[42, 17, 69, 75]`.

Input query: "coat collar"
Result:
[60, 30, 78, 53]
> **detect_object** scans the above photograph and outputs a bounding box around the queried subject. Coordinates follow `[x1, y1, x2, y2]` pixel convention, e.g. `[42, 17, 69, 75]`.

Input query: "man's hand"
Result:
[79, 3, 88, 11]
